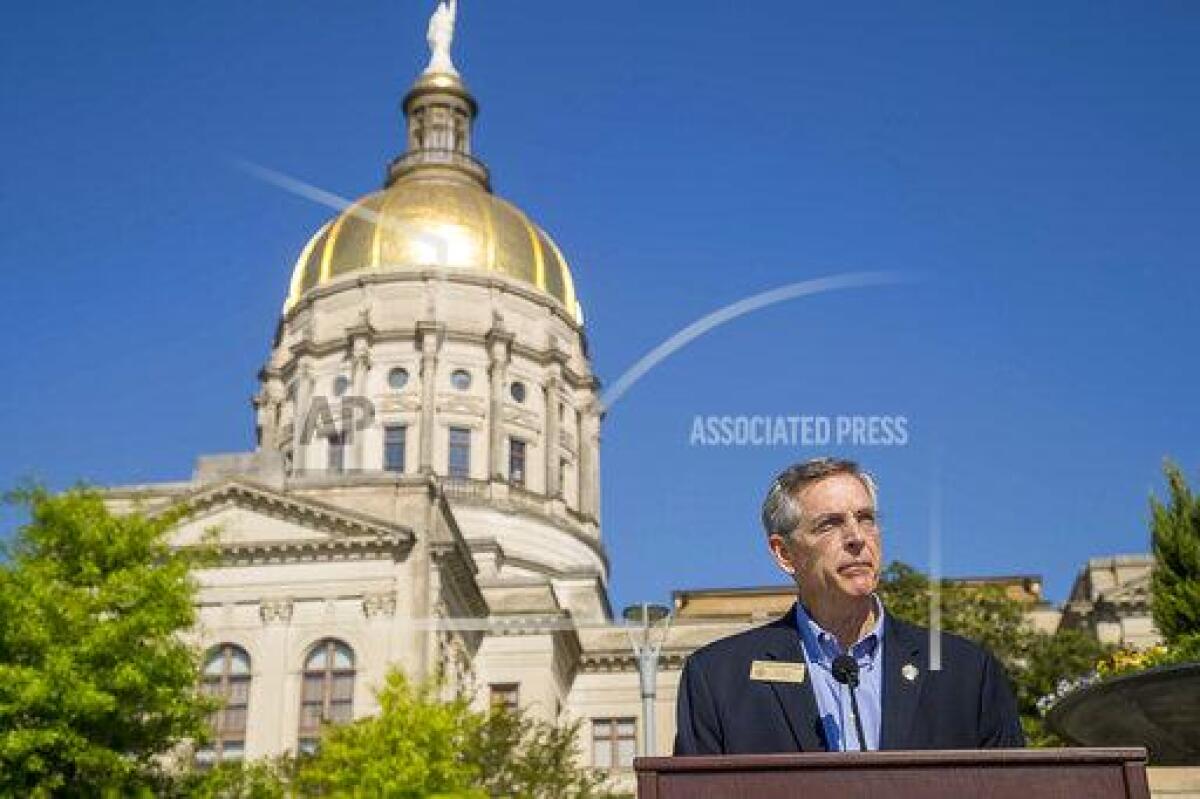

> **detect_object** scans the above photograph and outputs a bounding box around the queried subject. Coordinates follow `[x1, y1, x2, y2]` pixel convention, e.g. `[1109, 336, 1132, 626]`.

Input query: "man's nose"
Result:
[842, 519, 867, 548]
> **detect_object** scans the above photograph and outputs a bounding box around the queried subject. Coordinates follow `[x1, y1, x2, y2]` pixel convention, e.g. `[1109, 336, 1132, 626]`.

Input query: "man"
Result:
[674, 458, 1024, 755]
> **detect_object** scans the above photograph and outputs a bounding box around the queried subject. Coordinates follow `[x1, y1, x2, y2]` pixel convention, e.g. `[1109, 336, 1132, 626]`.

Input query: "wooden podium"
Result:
[635, 748, 1150, 798]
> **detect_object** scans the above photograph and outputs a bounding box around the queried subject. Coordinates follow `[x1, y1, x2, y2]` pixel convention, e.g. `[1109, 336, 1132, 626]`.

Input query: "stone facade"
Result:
[104, 467, 745, 791]
[1060, 554, 1159, 649]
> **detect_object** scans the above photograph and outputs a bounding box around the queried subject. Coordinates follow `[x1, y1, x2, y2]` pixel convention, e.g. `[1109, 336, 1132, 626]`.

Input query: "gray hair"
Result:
[760, 457, 878, 537]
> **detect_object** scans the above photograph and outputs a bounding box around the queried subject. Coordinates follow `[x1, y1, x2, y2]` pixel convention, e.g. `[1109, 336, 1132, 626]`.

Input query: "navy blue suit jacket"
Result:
[674, 604, 1025, 755]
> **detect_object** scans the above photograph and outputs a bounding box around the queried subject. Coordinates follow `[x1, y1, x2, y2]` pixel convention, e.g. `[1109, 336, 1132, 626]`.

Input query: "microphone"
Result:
[831, 654, 868, 753]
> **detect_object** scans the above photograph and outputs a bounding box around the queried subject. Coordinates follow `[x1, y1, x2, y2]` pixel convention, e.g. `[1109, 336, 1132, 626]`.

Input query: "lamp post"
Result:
[622, 602, 673, 757]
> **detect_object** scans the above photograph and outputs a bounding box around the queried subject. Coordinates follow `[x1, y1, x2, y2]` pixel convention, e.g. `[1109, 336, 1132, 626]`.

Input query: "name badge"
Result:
[750, 660, 807, 684]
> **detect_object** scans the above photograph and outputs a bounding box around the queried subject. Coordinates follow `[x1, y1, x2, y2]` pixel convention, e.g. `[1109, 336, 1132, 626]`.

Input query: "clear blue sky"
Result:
[2, 1, 1197, 610]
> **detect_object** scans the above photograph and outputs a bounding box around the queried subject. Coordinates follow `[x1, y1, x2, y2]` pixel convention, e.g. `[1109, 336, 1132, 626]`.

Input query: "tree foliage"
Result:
[1011, 627, 1108, 745]
[877, 562, 1030, 667]
[471, 703, 620, 799]
[290, 670, 622, 799]
[877, 561, 1107, 746]
[0, 486, 211, 796]
[294, 672, 485, 798]
[175, 757, 292, 799]
[1150, 461, 1200, 643]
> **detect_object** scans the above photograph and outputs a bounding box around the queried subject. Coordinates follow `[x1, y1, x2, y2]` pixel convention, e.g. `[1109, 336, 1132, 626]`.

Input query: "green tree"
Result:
[877, 561, 1106, 746]
[0, 487, 211, 796]
[291, 670, 622, 799]
[293, 672, 483, 798]
[173, 757, 292, 799]
[471, 705, 619, 799]
[1150, 461, 1200, 643]
[877, 562, 1031, 667]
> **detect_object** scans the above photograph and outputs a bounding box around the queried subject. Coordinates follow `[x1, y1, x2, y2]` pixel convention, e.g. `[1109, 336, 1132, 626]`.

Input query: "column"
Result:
[486, 327, 513, 482]
[543, 363, 562, 497]
[292, 357, 315, 474]
[258, 598, 293, 756]
[349, 335, 371, 471]
[416, 322, 444, 474]
[580, 397, 602, 523]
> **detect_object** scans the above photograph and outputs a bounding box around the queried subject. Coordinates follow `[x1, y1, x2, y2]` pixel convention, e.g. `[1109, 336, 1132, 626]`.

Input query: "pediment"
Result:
[167, 478, 413, 551]
[173, 503, 334, 547]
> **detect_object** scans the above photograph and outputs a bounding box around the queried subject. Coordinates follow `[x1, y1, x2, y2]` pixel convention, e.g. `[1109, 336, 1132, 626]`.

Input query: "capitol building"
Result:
[101, 7, 743, 784]
[100, 4, 1158, 787]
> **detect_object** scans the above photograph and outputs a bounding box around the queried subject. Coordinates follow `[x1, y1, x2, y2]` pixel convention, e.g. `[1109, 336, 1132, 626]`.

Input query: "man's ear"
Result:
[767, 533, 796, 576]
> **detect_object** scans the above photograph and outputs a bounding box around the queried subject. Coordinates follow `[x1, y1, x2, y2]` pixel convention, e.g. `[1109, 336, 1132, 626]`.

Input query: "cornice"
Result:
[487, 612, 585, 666]
[103, 482, 194, 501]
[580, 650, 688, 673]
[180, 477, 415, 543]
[272, 328, 598, 392]
[486, 611, 573, 637]
[441, 482, 608, 572]
[431, 542, 488, 618]
[213, 532, 412, 566]
[282, 269, 582, 333]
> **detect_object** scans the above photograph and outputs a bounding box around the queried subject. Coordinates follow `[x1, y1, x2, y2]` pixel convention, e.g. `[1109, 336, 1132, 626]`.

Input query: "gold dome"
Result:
[285, 178, 580, 323]
[286, 39, 582, 323]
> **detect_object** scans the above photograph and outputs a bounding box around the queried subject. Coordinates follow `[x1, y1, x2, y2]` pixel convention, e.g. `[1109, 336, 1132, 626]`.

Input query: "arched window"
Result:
[197, 644, 251, 767]
[299, 639, 356, 754]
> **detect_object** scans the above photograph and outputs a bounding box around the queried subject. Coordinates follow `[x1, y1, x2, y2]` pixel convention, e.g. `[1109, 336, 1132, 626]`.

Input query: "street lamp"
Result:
[622, 602, 673, 757]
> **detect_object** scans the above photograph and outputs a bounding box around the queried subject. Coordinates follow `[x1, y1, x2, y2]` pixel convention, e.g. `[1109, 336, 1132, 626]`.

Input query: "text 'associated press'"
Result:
[689, 415, 910, 447]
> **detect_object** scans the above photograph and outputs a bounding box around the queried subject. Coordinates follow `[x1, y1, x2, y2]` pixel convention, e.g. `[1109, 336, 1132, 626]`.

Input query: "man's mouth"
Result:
[838, 562, 875, 575]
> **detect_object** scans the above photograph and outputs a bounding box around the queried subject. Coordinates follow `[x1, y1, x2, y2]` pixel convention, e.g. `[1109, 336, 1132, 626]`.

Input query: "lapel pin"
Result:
[902, 663, 919, 682]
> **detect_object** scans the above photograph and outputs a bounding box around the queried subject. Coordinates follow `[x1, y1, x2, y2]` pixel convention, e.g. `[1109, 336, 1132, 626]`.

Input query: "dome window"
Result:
[388, 367, 410, 391]
[510, 381, 527, 404]
[333, 376, 351, 397]
[451, 369, 472, 391]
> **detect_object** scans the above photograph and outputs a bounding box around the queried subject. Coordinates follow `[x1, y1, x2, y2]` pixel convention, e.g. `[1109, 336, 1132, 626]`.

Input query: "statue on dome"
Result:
[424, 0, 459, 76]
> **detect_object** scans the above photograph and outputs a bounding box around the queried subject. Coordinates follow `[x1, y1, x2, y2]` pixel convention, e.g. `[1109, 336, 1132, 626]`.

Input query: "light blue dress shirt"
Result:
[795, 597, 885, 752]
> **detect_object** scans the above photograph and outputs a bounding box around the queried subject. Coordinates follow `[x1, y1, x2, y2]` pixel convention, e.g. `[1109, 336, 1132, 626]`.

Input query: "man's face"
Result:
[768, 473, 882, 607]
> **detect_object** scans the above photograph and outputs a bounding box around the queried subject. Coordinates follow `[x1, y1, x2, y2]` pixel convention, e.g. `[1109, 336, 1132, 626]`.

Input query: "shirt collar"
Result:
[795, 595, 885, 669]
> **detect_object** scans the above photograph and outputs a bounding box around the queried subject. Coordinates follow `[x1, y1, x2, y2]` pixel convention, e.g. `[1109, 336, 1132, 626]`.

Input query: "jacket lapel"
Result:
[760, 604, 827, 752]
[880, 615, 927, 749]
